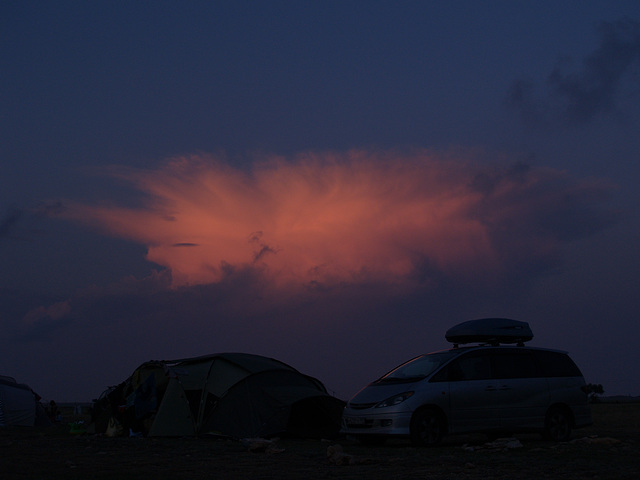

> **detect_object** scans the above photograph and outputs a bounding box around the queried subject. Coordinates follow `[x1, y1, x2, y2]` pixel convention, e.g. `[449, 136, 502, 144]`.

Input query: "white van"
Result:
[342, 319, 592, 446]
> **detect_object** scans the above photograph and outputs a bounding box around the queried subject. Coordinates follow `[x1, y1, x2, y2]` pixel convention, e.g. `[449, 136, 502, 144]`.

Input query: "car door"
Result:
[444, 350, 501, 433]
[491, 349, 549, 430]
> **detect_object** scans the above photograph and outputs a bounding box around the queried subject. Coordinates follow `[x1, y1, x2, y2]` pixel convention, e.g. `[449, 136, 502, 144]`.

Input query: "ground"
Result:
[1, 403, 638, 479]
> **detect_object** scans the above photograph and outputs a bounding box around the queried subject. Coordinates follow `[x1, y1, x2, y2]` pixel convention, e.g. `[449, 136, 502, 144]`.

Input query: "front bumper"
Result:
[341, 410, 413, 436]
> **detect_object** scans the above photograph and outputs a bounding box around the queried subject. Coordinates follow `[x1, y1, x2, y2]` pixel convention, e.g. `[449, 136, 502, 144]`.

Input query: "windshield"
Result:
[375, 351, 459, 384]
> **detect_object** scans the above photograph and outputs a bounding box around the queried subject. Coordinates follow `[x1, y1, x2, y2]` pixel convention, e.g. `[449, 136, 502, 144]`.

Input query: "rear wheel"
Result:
[410, 408, 445, 446]
[544, 406, 572, 442]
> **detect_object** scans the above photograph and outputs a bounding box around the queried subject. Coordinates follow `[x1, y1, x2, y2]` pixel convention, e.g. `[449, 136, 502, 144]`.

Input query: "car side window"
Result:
[429, 365, 450, 383]
[436, 352, 492, 381]
[492, 350, 537, 379]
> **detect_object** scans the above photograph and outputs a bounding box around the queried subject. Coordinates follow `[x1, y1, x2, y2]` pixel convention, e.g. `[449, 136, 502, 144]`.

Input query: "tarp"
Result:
[93, 353, 345, 439]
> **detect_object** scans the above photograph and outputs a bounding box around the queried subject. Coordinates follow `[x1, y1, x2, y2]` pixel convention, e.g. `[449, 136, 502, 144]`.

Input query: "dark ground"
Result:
[1, 403, 638, 479]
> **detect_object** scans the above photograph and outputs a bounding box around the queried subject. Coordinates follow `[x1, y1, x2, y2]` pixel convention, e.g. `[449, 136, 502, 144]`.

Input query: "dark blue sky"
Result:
[2, 1, 640, 402]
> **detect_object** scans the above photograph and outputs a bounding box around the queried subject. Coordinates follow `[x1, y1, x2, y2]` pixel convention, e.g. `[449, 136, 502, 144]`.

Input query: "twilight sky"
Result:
[2, 1, 640, 402]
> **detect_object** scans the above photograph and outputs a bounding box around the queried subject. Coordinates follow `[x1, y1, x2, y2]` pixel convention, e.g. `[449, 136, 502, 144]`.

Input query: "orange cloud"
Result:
[23, 300, 71, 325]
[62, 150, 614, 291]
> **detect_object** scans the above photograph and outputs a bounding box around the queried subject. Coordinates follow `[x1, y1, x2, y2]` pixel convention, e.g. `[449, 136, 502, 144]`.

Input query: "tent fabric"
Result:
[94, 353, 345, 439]
[204, 369, 346, 439]
[0, 377, 38, 427]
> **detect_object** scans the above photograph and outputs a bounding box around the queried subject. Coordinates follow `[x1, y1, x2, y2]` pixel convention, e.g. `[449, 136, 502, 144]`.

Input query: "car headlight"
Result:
[375, 391, 414, 408]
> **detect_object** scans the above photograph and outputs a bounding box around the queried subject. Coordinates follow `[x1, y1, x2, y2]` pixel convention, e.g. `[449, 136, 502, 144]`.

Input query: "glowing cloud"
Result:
[22, 301, 71, 326]
[62, 150, 615, 291]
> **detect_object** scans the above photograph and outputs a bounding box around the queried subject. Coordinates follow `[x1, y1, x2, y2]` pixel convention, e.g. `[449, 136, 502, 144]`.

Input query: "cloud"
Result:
[58, 149, 617, 299]
[0, 201, 66, 241]
[0, 206, 25, 239]
[15, 300, 73, 342]
[22, 300, 72, 325]
[506, 18, 640, 126]
[5, 150, 620, 399]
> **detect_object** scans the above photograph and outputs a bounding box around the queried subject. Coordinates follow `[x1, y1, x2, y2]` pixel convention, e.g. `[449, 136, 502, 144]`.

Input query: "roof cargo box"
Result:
[445, 318, 533, 345]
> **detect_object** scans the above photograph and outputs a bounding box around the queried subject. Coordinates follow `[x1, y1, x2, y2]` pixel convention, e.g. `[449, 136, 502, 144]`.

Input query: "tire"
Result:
[410, 408, 446, 447]
[544, 406, 572, 442]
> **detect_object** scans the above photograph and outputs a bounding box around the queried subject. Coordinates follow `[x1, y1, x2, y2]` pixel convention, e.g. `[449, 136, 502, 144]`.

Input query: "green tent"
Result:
[93, 353, 345, 439]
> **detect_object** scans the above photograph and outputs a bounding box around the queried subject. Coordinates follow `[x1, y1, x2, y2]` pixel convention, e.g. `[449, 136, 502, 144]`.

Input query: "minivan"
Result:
[342, 318, 592, 446]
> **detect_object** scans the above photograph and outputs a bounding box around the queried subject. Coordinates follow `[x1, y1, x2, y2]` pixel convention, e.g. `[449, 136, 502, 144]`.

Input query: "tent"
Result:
[92, 353, 345, 439]
[0, 376, 43, 427]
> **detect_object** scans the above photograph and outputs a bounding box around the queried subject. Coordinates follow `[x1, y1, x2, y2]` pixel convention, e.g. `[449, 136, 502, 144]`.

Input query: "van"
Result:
[342, 318, 592, 446]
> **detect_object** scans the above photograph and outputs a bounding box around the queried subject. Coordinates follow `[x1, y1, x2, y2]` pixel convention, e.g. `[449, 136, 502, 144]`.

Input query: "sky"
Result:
[2, 1, 640, 403]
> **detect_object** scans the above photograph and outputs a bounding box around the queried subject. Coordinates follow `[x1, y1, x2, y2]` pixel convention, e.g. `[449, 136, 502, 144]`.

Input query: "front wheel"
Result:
[544, 406, 572, 442]
[410, 408, 446, 446]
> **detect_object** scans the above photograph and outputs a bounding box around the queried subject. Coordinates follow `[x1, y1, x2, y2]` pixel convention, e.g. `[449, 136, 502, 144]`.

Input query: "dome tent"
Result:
[93, 353, 345, 439]
[0, 376, 46, 427]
